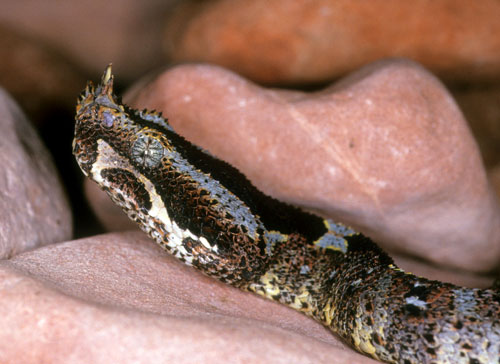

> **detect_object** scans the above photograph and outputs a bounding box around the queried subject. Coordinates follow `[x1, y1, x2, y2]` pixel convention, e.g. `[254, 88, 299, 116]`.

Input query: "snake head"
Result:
[73, 64, 124, 175]
[73, 65, 172, 178]
[72, 66, 276, 284]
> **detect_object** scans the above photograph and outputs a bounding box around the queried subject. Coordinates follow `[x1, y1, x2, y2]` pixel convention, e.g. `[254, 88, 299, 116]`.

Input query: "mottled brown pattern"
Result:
[73, 66, 500, 364]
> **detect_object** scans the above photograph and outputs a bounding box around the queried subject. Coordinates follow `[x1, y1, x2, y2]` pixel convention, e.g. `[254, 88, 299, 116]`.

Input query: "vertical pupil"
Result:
[143, 139, 153, 162]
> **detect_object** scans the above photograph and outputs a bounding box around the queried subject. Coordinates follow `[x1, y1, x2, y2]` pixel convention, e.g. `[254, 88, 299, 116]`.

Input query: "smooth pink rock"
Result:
[123, 59, 500, 273]
[0, 232, 378, 364]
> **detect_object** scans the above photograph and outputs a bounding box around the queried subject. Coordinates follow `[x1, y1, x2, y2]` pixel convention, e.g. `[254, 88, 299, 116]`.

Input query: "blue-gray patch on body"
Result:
[264, 231, 288, 255]
[164, 146, 262, 240]
[405, 296, 428, 309]
[315, 233, 349, 252]
[314, 220, 356, 253]
[326, 219, 356, 236]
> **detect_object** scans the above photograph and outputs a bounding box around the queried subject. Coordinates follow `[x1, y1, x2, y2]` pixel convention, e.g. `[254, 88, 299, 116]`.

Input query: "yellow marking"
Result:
[259, 272, 281, 297]
[351, 304, 386, 360]
[290, 288, 311, 310]
[322, 300, 336, 326]
[359, 339, 377, 355]
[352, 329, 361, 348]
[265, 230, 288, 242]
[325, 240, 348, 252]
[388, 264, 406, 273]
[351, 323, 379, 359]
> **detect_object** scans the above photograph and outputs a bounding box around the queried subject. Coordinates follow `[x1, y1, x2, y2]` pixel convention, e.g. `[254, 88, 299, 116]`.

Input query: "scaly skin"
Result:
[73, 66, 500, 364]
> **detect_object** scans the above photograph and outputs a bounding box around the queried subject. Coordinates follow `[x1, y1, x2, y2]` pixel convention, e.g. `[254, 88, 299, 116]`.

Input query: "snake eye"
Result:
[131, 134, 165, 168]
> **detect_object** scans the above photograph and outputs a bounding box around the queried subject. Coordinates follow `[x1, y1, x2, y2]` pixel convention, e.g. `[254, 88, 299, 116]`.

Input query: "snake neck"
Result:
[247, 232, 394, 321]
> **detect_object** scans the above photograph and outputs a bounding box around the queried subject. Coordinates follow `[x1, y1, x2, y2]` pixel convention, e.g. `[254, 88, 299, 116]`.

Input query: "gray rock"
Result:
[0, 88, 72, 258]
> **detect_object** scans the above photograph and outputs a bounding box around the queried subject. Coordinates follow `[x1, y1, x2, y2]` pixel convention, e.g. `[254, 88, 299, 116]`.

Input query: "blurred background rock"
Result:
[1, 0, 499, 235]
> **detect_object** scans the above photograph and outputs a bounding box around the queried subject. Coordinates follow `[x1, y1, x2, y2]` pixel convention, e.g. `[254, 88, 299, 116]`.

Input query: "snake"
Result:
[72, 65, 500, 364]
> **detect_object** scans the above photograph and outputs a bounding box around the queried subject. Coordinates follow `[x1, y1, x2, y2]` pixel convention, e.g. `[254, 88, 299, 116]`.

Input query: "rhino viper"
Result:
[73, 66, 500, 364]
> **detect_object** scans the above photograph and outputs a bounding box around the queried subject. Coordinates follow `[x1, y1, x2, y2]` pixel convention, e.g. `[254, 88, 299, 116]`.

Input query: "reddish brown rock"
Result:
[164, 0, 500, 85]
[0, 0, 177, 83]
[0, 232, 378, 364]
[0, 89, 72, 259]
[452, 86, 500, 169]
[0, 24, 86, 125]
[489, 165, 500, 201]
[121, 59, 500, 273]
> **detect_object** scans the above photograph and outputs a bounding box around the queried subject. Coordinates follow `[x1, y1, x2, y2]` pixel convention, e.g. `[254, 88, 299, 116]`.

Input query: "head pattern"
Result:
[73, 65, 273, 284]
[73, 65, 171, 178]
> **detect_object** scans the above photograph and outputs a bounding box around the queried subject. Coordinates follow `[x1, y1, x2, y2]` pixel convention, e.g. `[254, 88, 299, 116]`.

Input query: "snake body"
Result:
[73, 66, 500, 364]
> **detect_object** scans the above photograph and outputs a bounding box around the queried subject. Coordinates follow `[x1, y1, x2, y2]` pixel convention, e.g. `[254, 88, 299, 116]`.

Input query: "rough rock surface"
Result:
[0, 89, 72, 259]
[121, 59, 500, 273]
[0, 232, 378, 364]
[164, 0, 500, 85]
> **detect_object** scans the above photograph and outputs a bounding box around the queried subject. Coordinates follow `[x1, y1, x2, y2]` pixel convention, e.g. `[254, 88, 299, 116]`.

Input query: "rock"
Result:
[0, 24, 87, 125]
[452, 85, 500, 169]
[0, 89, 72, 259]
[0, 232, 378, 364]
[0, 0, 178, 83]
[164, 0, 500, 85]
[489, 165, 500, 201]
[120, 59, 500, 273]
